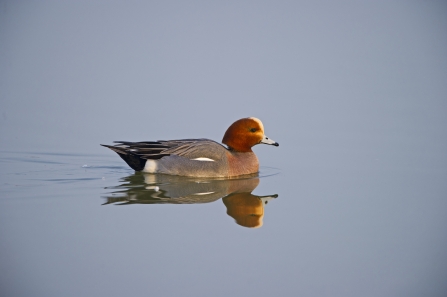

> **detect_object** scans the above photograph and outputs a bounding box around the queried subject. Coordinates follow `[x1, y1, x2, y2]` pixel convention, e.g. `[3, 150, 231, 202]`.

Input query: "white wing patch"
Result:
[192, 157, 215, 162]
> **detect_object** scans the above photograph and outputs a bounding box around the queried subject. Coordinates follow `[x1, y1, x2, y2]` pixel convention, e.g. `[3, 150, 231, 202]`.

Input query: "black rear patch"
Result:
[101, 144, 146, 171]
[117, 153, 146, 171]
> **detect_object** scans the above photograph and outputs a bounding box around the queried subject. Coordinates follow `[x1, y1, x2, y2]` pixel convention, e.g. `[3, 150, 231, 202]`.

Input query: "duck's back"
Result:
[102, 139, 233, 177]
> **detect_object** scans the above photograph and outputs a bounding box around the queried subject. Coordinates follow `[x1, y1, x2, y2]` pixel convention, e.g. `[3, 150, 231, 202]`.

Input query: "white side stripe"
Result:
[192, 157, 215, 162]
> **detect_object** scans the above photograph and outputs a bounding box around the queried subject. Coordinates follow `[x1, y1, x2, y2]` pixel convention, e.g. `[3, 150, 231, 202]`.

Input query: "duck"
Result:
[101, 117, 278, 177]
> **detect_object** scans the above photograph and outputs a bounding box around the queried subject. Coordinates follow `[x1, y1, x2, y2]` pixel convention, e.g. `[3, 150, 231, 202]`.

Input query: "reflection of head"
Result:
[223, 193, 264, 228]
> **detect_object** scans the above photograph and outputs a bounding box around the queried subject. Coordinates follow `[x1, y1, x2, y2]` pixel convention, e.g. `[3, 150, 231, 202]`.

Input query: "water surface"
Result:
[1, 1, 447, 296]
[1, 149, 446, 297]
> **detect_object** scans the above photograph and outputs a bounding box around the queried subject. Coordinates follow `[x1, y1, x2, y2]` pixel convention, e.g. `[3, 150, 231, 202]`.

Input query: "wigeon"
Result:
[101, 117, 278, 177]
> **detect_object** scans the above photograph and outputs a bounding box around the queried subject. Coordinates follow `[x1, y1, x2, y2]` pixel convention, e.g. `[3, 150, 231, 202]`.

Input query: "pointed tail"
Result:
[101, 144, 147, 171]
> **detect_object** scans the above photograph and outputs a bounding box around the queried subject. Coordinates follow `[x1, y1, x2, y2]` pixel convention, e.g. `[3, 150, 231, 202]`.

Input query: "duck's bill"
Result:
[260, 135, 279, 146]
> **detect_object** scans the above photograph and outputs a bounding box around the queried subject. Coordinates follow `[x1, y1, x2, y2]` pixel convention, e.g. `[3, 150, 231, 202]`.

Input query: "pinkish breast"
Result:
[226, 151, 259, 176]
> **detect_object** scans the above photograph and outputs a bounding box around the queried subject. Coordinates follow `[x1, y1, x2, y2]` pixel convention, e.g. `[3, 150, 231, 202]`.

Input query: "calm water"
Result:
[1, 146, 446, 296]
[1, 1, 447, 296]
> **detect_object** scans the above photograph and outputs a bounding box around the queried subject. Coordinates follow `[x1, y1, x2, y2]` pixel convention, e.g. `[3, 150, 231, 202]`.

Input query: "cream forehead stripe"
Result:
[248, 117, 264, 131]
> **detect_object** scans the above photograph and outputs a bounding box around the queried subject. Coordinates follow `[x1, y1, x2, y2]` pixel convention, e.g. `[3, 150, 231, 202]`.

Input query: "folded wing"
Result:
[102, 138, 227, 161]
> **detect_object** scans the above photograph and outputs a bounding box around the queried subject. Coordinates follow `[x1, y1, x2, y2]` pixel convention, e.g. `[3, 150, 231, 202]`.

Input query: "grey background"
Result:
[2, 1, 445, 158]
[1, 1, 446, 296]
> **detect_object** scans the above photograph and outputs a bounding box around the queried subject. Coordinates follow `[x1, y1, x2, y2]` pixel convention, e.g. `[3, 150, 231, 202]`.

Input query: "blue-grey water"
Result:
[1, 1, 447, 296]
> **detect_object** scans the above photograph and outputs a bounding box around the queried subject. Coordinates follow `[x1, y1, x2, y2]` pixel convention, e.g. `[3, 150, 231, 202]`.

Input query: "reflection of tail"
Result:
[101, 144, 146, 171]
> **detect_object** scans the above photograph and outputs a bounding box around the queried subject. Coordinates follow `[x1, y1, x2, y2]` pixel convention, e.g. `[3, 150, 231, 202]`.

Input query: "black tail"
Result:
[101, 144, 147, 171]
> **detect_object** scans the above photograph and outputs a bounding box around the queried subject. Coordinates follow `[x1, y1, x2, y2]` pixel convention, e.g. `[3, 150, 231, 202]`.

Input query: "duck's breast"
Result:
[226, 151, 259, 176]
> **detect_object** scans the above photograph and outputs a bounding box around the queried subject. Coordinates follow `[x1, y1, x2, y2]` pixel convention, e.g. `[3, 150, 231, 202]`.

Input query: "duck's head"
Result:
[222, 117, 279, 152]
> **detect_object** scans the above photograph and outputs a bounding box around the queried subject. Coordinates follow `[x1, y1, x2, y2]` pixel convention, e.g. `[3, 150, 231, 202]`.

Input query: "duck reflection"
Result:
[103, 173, 278, 228]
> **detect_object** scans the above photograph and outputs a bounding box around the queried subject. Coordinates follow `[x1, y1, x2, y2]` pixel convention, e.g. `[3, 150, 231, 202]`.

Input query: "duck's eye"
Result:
[250, 128, 257, 133]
